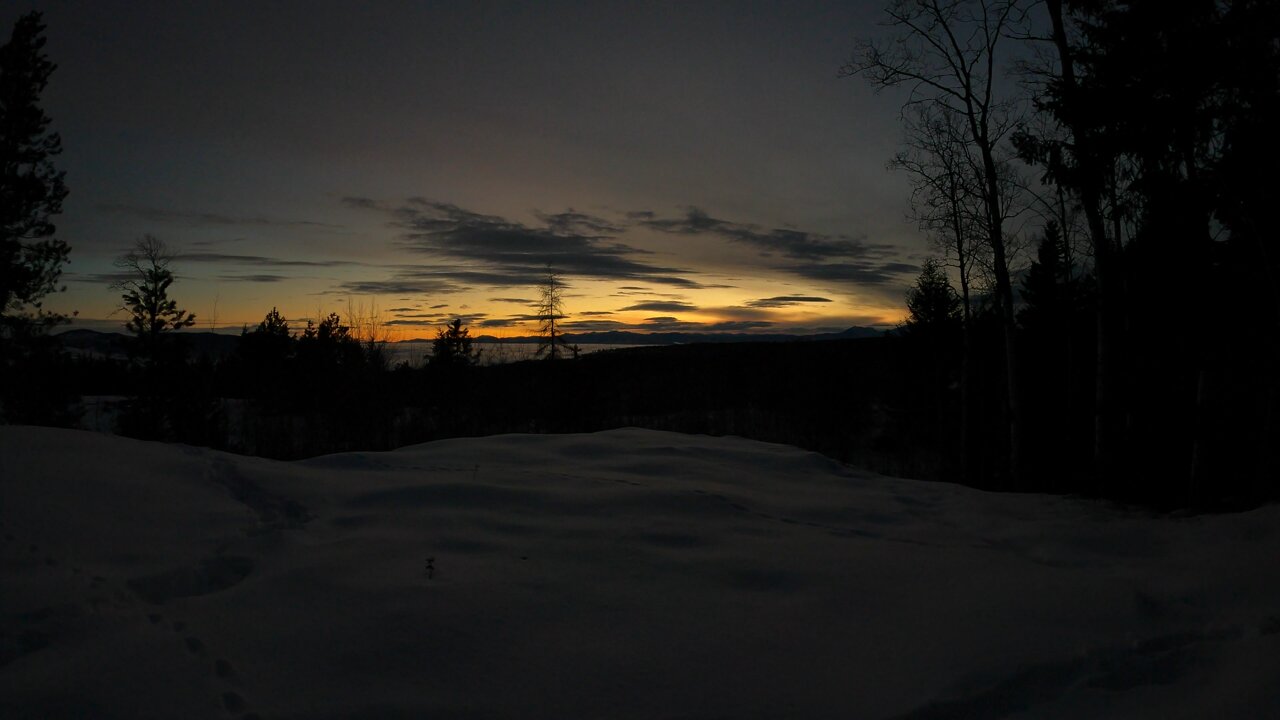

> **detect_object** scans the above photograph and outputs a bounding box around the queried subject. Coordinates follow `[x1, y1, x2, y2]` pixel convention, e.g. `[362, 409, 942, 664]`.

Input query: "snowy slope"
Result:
[2, 426, 1278, 719]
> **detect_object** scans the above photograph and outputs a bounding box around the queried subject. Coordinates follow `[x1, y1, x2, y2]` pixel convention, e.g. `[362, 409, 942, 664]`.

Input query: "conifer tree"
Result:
[904, 258, 962, 338]
[114, 236, 195, 364]
[1018, 221, 1070, 333]
[431, 318, 480, 368]
[0, 12, 69, 332]
[535, 267, 567, 360]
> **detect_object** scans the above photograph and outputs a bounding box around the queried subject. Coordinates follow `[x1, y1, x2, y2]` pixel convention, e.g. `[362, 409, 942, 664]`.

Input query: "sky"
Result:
[8, 0, 932, 339]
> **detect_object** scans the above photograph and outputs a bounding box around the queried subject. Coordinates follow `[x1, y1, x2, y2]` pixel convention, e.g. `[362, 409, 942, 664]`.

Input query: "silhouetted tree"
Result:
[302, 312, 348, 344]
[431, 318, 481, 369]
[892, 103, 990, 483]
[893, 104, 986, 327]
[0, 12, 73, 423]
[297, 311, 360, 373]
[240, 307, 292, 364]
[0, 12, 69, 335]
[256, 307, 289, 336]
[847, 0, 1030, 485]
[1015, 0, 1280, 504]
[535, 267, 567, 360]
[901, 258, 964, 479]
[111, 236, 197, 440]
[1017, 220, 1093, 480]
[114, 235, 195, 365]
[905, 258, 962, 338]
[236, 307, 296, 410]
[1018, 221, 1071, 331]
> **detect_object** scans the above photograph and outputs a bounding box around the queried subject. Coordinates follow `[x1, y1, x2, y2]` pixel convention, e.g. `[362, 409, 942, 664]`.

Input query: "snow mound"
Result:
[2, 426, 1278, 718]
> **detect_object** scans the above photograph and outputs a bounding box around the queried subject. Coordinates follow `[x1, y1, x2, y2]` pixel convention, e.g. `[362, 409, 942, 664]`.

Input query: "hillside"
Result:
[2, 427, 1278, 718]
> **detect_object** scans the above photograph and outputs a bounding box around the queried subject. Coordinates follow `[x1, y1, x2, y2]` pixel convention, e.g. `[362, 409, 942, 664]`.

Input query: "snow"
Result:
[2, 425, 1278, 718]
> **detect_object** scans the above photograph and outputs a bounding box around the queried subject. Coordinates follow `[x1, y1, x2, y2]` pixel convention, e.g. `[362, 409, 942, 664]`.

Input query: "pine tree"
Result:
[298, 312, 358, 371]
[240, 307, 293, 368]
[0, 12, 69, 332]
[114, 235, 195, 364]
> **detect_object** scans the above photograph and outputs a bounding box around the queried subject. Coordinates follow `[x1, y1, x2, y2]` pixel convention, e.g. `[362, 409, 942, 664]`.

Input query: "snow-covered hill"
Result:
[2, 426, 1278, 718]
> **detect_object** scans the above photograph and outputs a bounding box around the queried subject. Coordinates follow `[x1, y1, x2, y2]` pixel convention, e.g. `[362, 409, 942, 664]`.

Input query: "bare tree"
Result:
[535, 266, 567, 361]
[344, 296, 391, 370]
[893, 104, 986, 324]
[892, 103, 989, 483]
[845, 0, 1030, 485]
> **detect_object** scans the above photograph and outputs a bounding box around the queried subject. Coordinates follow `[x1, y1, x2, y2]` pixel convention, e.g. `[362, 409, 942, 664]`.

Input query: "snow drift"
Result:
[2, 426, 1278, 718]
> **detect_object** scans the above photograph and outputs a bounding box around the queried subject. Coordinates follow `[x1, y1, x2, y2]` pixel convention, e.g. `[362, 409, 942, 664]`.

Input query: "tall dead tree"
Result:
[846, 0, 1029, 485]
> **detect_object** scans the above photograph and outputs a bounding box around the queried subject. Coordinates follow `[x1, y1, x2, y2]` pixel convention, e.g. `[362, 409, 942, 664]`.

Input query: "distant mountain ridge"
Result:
[52, 326, 887, 356]
[467, 326, 886, 345]
[54, 329, 241, 358]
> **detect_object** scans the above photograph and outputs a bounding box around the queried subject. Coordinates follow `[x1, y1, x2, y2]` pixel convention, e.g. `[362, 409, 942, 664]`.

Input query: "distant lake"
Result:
[386, 341, 642, 367]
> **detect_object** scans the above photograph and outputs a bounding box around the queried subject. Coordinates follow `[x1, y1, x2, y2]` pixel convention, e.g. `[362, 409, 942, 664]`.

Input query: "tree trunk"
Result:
[1047, 0, 1118, 494]
[977, 138, 1022, 489]
[950, 185, 975, 486]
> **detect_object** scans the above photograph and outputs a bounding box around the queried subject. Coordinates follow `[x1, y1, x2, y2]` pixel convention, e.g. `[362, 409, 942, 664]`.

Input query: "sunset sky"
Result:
[9, 1, 929, 339]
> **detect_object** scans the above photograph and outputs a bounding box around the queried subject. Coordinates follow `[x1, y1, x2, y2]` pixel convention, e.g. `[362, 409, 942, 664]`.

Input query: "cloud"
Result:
[66, 271, 139, 284]
[385, 319, 443, 326]
[618, 301, 699, 312]
[560, 319, 629, 332]
[100, 204, 344, 230]
[325, 277, 458, 295]
[533, 209, 624, 236]
[636, 207, 916, 289]
[338, 198, 912, 300]
[387, 312, 487, 327]
[369, 198, 706, 288]
[178, 252, 368, 268]
[612, 289, 686, 298]
[341, 196, 382, 210]
[639, 207, 878, 261]
[745, 295, 833, 308]
[579, 310, 614, 316]
[560, 316, 778, 333]
[785, 261, 917, 285]
[216, 274, 290, 283]
[702, 320, 775, 331]
[478, 317, 528, 328]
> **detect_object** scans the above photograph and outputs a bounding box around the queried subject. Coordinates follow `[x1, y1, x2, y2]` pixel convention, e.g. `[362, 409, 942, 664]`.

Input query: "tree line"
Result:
[858, 0, 1278, 507]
